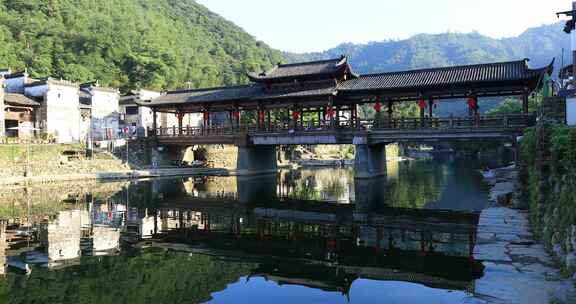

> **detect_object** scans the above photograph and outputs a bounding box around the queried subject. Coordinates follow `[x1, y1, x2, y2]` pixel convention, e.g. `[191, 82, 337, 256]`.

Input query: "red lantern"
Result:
[467, 97, 478, 110]
[418, 98, 427, 110]
[374, 101, 382, 113]
[292, 110, 300, 121]
[258, 110, 265, 124]
[232, 110, 240, 119]
[326, 107, 335, 119]
[203, 111, 209, 122]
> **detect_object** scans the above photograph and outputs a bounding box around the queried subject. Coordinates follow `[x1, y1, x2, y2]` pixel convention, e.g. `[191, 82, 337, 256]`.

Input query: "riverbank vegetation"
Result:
[520, 124, 576, 275]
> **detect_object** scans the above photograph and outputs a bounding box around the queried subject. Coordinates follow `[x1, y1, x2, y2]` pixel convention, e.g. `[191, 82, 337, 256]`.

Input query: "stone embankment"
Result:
[470, 166, 574, 304]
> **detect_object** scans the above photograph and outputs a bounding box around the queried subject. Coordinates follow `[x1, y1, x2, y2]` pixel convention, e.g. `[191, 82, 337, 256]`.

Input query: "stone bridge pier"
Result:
[152, 140, 389, 179]
[353, 139, 388, 179]
[236, 145, 278, 175]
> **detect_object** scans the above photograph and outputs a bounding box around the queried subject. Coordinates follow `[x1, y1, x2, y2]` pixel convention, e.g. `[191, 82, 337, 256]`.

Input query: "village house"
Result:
[119, 89, 160, 133]
[23, 77, 82, 143]
[0, 70, 42, 139]
[79, 81, 120, 141]
[0, 69, 122, 144]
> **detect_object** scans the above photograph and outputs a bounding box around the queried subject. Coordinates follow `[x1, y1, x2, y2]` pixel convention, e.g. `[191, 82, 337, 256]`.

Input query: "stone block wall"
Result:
[0, 143, 127, 178]
[198, 145, 238, 169]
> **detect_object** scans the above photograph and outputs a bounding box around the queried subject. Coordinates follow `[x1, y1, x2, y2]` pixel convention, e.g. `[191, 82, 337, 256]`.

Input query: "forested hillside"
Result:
[286, 23, 569, 74]
[0, 0, 283, 92]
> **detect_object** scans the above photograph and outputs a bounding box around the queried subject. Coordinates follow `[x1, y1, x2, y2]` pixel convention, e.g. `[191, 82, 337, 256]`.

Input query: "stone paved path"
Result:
[468, 207, 574, 304]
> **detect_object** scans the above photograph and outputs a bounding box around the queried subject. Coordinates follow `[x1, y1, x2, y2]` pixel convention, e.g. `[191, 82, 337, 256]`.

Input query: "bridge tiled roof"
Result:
[248, 56, 354, 82]
[147, 83, 337, 108]
[338, 59, 550, 93]
[150, 85, 262, 105]
[143, 58, 553, 111]
[251, 84, 337, 101]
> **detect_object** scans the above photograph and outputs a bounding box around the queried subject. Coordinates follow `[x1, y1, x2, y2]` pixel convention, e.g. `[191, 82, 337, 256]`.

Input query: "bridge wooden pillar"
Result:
[522, 90, 529, 114]
[152, 109, 158, 136]
[428, 98, 434, 119]
[176, 111, 184, 135]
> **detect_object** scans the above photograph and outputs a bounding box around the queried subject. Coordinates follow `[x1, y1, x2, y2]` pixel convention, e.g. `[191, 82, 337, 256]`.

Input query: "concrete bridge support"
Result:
[354, 143, 387, 179]
[236, 145, 278, 175]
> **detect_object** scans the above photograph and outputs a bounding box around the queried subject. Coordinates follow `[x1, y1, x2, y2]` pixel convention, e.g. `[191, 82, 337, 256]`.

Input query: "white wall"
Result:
[91, 89, 119, 140]
[44, 85, 81, 143]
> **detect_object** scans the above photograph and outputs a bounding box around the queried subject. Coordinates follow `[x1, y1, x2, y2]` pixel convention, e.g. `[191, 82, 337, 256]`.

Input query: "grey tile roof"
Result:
[147, 83, 337, 106]
[4, 93, 40, 107]
[143, 59, 552, 109]
[151, 85, 263, 105]
[338, 59, 547, 92]
[252, 85, 337, 101]
[248, 56, 350, 81]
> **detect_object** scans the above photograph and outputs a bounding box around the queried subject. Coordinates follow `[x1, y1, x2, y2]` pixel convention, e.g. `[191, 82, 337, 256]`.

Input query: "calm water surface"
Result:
[0, 157, 504, 304]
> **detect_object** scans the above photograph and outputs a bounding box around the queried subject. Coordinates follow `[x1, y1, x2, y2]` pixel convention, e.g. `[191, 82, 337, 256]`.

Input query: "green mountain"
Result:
[285, 23, 569, 74]
[0, 0, 283, 92]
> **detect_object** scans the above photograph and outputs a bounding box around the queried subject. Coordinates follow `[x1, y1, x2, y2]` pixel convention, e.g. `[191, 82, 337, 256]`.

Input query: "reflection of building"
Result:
[0, 220, 6, 277]
[91, 226, 120, 253]
[40, 210, 82, 262]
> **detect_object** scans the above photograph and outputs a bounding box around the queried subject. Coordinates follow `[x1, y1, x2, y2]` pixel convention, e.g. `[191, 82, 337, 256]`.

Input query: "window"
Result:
[125, 106, 139, 115]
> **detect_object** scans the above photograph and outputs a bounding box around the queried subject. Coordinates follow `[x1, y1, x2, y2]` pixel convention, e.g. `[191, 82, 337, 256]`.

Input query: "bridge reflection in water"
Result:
[123, 176, 483, 294]
[1, 172, 483, 300]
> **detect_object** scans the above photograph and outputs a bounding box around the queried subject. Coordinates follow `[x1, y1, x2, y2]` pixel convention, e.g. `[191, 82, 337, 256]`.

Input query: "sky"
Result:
[196, 0, 570, 53]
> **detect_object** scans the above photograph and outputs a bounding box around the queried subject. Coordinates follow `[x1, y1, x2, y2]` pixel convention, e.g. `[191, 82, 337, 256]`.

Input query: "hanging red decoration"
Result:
[203, 111, 209, 121]
[326, 107, 335, 119]
[467, 97, 478, 110]
[374, 101, 382, 113]
[177, 112, 185, 120]
[232, 110, 240, 119]
[292, 110, 300, 121]
[258, 110, 265, 124]
[418, 98, 427, 110]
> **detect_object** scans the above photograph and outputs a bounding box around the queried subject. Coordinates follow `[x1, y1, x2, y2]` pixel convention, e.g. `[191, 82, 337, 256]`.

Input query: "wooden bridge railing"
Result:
[151, 114, 534, 138]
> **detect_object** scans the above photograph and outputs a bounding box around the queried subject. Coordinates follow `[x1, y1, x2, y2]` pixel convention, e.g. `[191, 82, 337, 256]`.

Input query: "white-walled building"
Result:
[24, 79, 82, 143]
[119, 89, 160, 131]
[80, 82, 120, 140]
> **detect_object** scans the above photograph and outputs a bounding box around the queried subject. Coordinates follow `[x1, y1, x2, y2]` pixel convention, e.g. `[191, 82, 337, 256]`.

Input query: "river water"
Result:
[0, 156, 507, 304]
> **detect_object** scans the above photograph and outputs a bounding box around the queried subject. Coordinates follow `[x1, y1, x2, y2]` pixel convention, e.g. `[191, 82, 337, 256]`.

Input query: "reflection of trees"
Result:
[285, 168, 352, 202]
[0, 249, 254, 304]
[383, 162, 447, 209]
